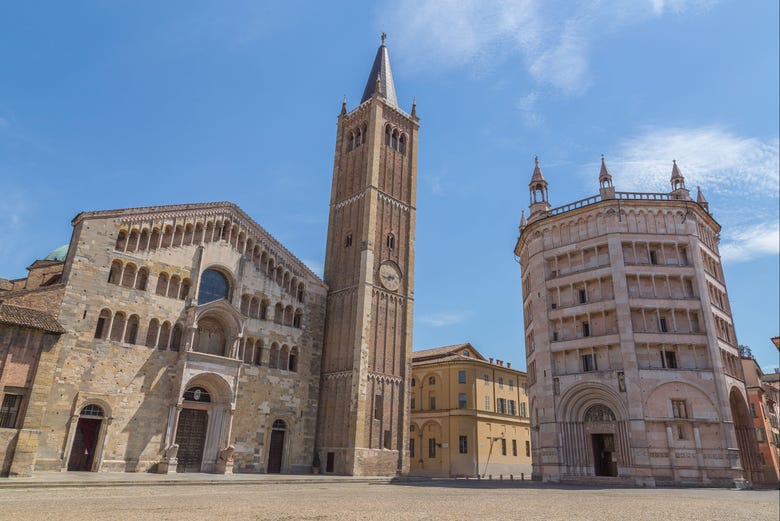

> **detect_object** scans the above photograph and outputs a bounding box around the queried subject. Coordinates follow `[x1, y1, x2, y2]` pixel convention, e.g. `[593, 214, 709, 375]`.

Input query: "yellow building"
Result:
[410, 344, 532, 478]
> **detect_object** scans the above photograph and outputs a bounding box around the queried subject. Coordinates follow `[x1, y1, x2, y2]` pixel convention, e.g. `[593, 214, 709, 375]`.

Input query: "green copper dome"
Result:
[44, 244, 69, 262]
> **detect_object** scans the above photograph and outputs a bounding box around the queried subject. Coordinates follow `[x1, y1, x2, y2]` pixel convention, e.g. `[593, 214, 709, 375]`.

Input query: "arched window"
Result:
[384, 125, 391, 146]
[355, 129, 361, 148]
[204, 222, 214, 242]
[124, 315, 140, 344]
[150, 228, 161, 249]
[386, 233, 395, 250]
[362, 124, 367, 144]
[110, 312, 126, 342]
[284, 305, 294, 327]
[145, 319, 160, 348]
[139, 229, 149, 251]
[296, 283, 305, 303]
[194, 223, 204, 245]
[183, 224, 194, 244]
[272, 419, 286, 430]
[240, 295, 250, 315]
[173, 225, 184, 246]
[260, 300, 269, 320]
[94, 309, 111, 339]
[81, 404, 104, 418]
[197, 268, 230, 305]
[108, 260, 122, 285]
[288, 347, 298, 372]
[254, 340, 264, 366]
[270, 343, 280, 369]
[249, 297, 259, 318]
[121, 263, 136, 288]
[274, 303, 284, 324]
[399, 134, 406, 155]
[155, 273, 169, 296]
[179, 278, 191, 300]
[242, 338, 254, 364]
[391, 129, 398, 149]
[348, 133, 354, 152]
[115, 230, 127, 251]
[167, 275, 181, 299]
[293, 309, 303, 329]
[161, 225, 173, 248]
[159, 321, 171, 350]
[170, 324, 183, 351]
[127, 229, 139, 251]
[280, 345, 290, 370]
[135, 268, 149, 291]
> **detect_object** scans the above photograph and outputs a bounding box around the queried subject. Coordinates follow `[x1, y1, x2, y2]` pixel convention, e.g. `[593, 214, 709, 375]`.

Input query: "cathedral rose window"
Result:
[198, 268, 230, 305]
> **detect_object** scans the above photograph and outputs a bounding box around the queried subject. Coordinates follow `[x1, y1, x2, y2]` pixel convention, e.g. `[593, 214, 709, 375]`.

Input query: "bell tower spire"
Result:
[318, 38, 418, 476]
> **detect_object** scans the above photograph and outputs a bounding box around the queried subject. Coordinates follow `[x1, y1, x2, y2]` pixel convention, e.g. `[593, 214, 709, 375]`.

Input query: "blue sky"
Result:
[1, 1, 777, 371]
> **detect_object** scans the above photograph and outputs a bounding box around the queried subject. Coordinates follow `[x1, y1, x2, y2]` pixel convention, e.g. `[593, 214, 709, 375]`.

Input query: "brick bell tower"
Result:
[316, 35, 418, 476]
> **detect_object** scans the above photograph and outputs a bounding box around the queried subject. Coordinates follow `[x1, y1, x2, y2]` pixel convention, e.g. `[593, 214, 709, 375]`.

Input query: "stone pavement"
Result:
[0, 478, 777, 521]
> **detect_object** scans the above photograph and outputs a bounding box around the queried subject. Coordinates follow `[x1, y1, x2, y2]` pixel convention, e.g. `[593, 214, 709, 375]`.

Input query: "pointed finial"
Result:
[411, 96, 417, 118]
[519, 210, 527, 230]
[534, 155, 539, 166]
[340, 96, 347, 116]
[381, 32, 387, 45]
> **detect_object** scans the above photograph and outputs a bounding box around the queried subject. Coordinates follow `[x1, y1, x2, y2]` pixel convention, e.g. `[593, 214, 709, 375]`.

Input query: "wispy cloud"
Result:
[595, 126, 779, 264]
[382, 0, 714, 94]
[418, 310, 471, 327]
[603, 127, 779, 197]
[719, 222, 780, 263]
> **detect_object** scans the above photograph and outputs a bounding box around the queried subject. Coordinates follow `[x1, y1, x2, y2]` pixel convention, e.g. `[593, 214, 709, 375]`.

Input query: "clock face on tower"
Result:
[378, 262, 402, 291]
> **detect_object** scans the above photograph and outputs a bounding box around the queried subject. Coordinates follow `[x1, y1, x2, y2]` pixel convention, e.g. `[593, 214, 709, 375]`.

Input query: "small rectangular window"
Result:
[582, 322, 590, 337]
[579, 289, 587, 304]
[483, 374, 489, 385]
[0, 393, 23, 429]
[677, 425, 686, 440]
[458, 393, 467, 409]
[484, 395, 491, 411]
[409, 439, 415, 458]
[429, 396, 436, 410]
[428, 438, 437, 458]
[344, 234, 353, 248]
[498, 377, 504, 389]
[410, 398, 415, 410]
[659, 317, 668, 333]
[525, 440, 531, 457]
[508, 400, 517, 415]
[581, 354, 596, 372]
[663, 351, 678, 369]
[508, 379, 514, 391]
[384, 430, 392, 449]
[501, 438, 507, 456]
[459, 435, 468, 454]
[374, 394, 383, 420]
[458, 370, 466, 384]
[512, 439, 518, 457]
[650, 250, 658, 265]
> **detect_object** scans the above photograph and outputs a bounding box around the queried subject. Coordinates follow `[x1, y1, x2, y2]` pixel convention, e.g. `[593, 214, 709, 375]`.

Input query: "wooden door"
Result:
[267, 429, 285, 473]
[67, 418, 101, 471]
[175, 409, 208, 472]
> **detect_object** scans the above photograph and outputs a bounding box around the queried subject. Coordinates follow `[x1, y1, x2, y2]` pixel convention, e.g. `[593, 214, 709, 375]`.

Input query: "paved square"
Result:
[0, 481, 776, 520]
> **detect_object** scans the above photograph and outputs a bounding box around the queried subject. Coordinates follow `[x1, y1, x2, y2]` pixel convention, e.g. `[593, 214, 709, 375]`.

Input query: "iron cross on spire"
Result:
[381, 32, 387, 44]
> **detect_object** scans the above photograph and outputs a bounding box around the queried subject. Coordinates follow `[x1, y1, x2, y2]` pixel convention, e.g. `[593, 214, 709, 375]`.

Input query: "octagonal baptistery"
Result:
[32, 202, 327, 475]
[513, 157, 761, 487]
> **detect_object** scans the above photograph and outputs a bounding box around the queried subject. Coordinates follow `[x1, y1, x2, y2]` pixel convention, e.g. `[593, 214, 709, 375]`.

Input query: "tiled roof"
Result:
[0, 303, 65, 334]
[412, 343, 487, 362]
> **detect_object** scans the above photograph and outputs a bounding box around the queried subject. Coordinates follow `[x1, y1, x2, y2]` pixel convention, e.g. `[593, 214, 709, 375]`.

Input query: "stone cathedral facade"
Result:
[0, 40, 415, 477]
[514, 157, 761, 486]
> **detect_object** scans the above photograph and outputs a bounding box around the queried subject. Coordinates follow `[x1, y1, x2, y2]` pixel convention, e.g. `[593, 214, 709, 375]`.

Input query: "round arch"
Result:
[557, 382, 627, 423]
